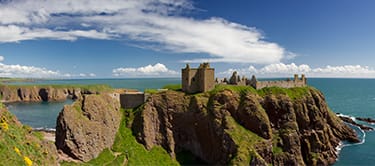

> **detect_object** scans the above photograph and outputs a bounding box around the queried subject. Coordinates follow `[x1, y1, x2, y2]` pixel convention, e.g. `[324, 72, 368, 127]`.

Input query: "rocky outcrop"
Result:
[338, 116, 374, 131]
[55, 94, 121, 162]
[356, 117, 375, 124]
[132, 88, 359, 165]
[0, 85, 102, 103]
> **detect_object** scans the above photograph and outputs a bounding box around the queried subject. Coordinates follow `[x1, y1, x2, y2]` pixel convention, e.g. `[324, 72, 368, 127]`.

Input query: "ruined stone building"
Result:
[217, 71, 307, 90]
[247, 74, 307, 89]
[182, 63, 215, 93]
[182, 63, 307, 93]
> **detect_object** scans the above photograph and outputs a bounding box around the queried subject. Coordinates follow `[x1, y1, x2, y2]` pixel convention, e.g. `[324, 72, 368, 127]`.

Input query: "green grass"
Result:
[257, 86, 310, 100]
[0, 109, 56, 165]
[210, 84, 311, 100]
[62, 108, 179, 166]
[162, 84, 182, 91]
[271, 133, 283, 155]
[210, 84, 257, 96]
[225, 116, 264, 165]
[144, 89, 159, 94]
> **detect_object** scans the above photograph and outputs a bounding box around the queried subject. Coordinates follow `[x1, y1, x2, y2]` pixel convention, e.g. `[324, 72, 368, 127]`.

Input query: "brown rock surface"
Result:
[133, 88, 359, 165]
[55, 94, 121, 162]
[0, 85, 101, 103]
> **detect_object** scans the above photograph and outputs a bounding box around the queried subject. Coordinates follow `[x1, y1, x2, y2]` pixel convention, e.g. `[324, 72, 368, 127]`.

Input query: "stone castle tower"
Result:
[182, 63, 215, 93]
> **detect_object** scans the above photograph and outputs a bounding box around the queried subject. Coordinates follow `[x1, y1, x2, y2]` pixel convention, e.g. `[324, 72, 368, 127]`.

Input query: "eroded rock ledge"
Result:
[132, 87, 359, 166]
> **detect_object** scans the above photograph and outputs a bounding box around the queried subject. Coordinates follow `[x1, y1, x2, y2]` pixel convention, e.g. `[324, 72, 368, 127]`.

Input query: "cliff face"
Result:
[132, 87, 359, 165]
[0, 85, 82, 102]
[55, 94, 121, 162]
[0, 85, 111, 103]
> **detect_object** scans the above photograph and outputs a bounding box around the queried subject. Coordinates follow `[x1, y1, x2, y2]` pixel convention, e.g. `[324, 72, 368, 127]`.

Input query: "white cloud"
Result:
[0, 0, 291, 64]
[0, 58, 97, 78]
[219, 63, 375, 78]
[0, 25, 111, 42]
[0, 63, 61, 78]
[113, 63, 178, 77]
[259, 63, 311, 74]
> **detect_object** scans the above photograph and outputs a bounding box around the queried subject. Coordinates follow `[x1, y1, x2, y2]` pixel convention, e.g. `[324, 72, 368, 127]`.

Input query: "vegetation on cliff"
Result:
[0, 104, 58, 165]
[131, 85, 359, 165]
[1, 84, 358, 165]
[58, 95, 178, 165]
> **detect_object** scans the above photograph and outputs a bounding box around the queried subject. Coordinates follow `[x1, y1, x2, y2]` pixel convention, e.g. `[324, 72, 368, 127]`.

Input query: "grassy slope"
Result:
[0, 104, 56, 165]
[225, 116, 264, 165]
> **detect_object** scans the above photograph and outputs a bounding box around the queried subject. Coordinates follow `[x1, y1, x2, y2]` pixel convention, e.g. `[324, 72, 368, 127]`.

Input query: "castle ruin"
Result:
[182, 63, 307, 93]
[247, 74, 307, 89]
[182, 63, 215, 93]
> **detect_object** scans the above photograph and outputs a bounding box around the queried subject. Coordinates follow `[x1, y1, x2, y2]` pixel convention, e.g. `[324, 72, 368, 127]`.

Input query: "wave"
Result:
[33, 127, 56, 132]
[336, 113, 356, 121]
[335, 113, 366, 159]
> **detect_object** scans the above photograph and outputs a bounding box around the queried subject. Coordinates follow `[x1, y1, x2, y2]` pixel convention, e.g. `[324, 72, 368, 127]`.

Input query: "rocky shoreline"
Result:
[337, 114, 375, 131]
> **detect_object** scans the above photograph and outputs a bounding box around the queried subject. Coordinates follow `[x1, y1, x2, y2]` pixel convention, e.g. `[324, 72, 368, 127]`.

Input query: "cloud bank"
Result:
[0, 57, 96, 78]
[220, 63, 375, 78]
[113, 63, 178, 77]
[0, 0, 291, 64]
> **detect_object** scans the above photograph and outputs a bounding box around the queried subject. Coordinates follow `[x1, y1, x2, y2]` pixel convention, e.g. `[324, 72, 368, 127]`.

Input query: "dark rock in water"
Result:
[356, 117, 375, 124]
[132, 88, 360, 165]
[339, 116, 374, 131]
[55, 94, 121, 162]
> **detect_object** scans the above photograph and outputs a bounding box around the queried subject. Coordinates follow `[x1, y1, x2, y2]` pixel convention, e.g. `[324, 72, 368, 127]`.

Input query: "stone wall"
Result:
[120, 92, 145, 109]
[200, 67, 215, 92]
[254, 79, 306, 89]
[251, 74, 307, 89]
[218, 73, 307, 90]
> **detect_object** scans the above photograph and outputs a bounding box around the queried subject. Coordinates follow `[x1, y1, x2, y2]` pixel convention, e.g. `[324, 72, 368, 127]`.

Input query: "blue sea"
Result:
[6, 78, 375, 165]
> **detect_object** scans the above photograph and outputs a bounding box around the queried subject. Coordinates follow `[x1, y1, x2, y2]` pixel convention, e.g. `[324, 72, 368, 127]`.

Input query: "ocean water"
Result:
[307, 78, 375, 165]
[6, 100, 73, 130]
[5, 78, 375, 165]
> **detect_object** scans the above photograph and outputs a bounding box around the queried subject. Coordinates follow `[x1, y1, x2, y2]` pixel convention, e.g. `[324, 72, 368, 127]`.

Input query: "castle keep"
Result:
[182, 63, 215, 93]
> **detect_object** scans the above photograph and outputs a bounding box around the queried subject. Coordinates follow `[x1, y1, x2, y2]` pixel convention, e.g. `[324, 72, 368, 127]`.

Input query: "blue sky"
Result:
[0, 0, 375, 78]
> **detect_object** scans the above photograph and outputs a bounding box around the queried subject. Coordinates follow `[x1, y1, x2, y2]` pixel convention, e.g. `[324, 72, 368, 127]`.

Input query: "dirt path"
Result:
[43, 131, 55, 142]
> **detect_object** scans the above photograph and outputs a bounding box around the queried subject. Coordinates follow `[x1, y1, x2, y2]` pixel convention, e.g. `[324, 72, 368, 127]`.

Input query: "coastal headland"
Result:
[0, 83, 362, 165]
[0, 63, 365, 165]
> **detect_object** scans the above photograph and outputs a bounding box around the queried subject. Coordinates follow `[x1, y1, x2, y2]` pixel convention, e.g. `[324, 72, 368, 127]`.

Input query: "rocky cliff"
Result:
[55, 93, 122, 162]
[132, 86, 359, 165]
[0, 84, 111, 103]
